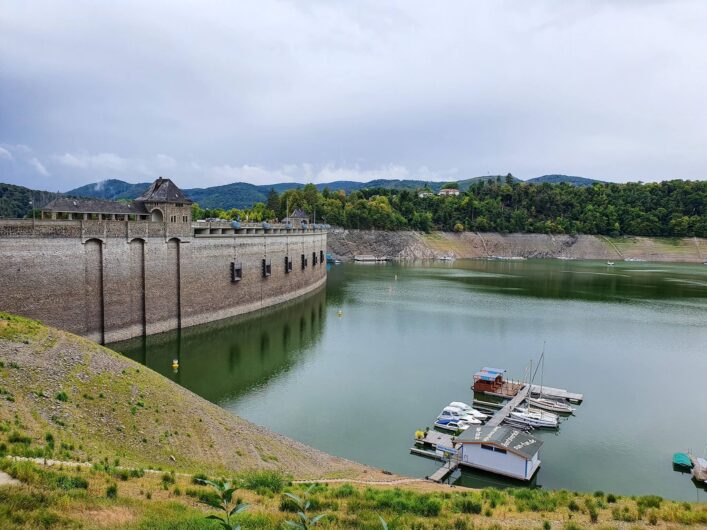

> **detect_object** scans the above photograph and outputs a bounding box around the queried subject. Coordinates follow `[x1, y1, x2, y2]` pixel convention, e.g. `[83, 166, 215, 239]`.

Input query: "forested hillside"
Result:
[0, 183, 61, 218]
[197, 179, 707, 238]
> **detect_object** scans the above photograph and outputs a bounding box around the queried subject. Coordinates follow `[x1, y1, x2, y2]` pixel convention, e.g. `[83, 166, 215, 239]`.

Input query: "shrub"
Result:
[106, 484, 118, 499]
[161, 471, 175, 488]
[54, 474, 88, 490]
[606, 493, 617, 503]
[567, 499, 580, 512]
[332, 484, 356, 498]
[453, 518, 468, 530]
[192, 473, 209, 485]
[55, 391, 68, 402]
[240, 470, 286, 493]
[455, 497, 482, 514]
[8, 432, 31, 445]
[637, 495, 662, 509]
[648, 510, 658, 525]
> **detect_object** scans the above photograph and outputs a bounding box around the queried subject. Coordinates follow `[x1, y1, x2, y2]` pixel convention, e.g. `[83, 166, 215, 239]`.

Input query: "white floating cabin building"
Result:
[456, 425, 542, 481]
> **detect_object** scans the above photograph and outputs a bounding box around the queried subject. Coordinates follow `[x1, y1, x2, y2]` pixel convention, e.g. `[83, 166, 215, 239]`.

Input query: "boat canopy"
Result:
[475, 367, 506, 381]
[482, 367, 506, 374]
[673, 453, 693, 468]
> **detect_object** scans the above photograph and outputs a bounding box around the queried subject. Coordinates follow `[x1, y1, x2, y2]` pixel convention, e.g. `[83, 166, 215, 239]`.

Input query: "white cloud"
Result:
[0, 147, 14, 161]
[28, 157, 49, 176]
[55, 152, 131, 172]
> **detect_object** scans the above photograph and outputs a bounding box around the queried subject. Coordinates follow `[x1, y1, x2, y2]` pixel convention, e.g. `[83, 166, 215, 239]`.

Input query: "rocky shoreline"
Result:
[327, 229, 707, 263]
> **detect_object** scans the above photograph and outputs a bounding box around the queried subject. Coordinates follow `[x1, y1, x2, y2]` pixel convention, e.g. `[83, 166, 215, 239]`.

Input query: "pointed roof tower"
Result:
[136, 177, 192, 204]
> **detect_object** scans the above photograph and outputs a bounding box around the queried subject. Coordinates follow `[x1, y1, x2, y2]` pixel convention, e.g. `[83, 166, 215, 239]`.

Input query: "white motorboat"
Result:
[433, 418, 471, 432]
[448, 401, 489, 421]
[527, 397, 575, 414]
[437, 406, 482, 425]
[511, 407, 559, 428]
[437, 256, 454, 261]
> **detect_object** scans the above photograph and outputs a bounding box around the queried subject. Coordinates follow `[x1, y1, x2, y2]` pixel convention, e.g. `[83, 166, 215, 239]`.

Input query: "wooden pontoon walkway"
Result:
[529, 384, 583, 404]
[428, 460, 459, 483]
[486, 384, 530, 427]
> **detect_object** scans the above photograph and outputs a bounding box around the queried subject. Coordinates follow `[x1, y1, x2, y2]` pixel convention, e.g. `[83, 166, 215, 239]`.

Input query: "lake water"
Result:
[112, 260, 707, 501]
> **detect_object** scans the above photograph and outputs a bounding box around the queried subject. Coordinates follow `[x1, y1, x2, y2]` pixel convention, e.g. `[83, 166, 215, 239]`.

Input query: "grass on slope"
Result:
[0, 458, 705, 529]
[0, 313, 366, 480]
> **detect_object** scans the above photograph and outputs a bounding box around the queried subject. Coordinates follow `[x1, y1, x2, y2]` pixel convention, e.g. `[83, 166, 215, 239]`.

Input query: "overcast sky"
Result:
[2, 1, 707, 191]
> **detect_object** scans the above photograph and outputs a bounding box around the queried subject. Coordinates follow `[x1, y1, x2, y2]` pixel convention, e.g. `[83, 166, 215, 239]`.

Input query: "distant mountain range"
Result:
[65, 174, 604, 210]
[1, 174, 605, 217]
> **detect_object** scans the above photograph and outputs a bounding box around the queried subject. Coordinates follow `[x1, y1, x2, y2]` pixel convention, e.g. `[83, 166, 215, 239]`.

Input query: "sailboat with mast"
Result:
[527, 346, 576, 414]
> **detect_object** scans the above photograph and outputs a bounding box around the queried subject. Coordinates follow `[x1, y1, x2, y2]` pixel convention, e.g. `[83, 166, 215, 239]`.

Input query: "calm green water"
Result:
[113, 260, 707, 501]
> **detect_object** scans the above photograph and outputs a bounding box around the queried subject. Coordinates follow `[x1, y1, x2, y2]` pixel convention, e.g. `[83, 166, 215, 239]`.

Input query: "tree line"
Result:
[198, 178, 707, 237]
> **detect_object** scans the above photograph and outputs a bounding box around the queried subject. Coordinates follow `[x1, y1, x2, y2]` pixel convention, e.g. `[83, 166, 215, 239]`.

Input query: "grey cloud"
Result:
[1, 0, 706, 190]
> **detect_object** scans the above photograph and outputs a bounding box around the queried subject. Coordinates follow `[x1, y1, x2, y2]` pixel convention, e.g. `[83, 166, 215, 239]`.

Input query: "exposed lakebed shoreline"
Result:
[327, 229, 707, 262]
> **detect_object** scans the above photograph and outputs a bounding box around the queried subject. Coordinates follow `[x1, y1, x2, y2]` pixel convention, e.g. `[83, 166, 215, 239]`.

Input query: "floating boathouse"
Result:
[456, 425, 543, 481]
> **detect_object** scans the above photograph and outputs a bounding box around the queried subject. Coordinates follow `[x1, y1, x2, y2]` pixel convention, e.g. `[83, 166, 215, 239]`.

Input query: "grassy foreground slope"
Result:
[1, 313, 706, 529]
[0, 313, 369, 479]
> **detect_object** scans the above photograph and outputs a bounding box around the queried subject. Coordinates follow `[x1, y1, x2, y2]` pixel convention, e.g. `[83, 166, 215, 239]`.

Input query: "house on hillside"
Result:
[438, 188, 460, 197]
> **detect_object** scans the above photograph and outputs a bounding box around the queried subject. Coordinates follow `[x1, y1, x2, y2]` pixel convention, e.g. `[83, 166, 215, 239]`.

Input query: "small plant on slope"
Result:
[198, 479, 249, 530]
[282, 485, 327, 529]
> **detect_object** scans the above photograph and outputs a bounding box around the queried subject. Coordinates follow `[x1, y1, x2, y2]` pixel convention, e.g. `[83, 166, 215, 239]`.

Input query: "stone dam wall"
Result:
[0, 220, 327, 343]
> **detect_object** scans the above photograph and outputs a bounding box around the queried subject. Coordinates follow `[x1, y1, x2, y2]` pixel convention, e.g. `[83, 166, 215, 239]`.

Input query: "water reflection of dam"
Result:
[112, 286, 327, 404]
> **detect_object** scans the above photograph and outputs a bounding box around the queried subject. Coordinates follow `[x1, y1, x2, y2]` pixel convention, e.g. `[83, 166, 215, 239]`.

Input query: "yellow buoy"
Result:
[337, 310, 343, 317]
[172, 359, 179, 368]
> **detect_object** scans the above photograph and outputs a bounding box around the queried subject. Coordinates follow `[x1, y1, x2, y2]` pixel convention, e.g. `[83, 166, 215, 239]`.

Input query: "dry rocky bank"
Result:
[327, 229, 707, 262]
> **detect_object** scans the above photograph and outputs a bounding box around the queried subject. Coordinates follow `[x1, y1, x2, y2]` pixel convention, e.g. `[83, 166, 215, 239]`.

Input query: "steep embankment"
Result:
[0, 313, 373, 480]
[327, 229, 707, 262]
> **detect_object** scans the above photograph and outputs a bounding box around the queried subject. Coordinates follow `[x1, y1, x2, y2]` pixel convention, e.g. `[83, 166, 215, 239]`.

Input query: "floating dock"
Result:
[413, 366, 583, 482]
[412, 431, 460, 483]
[529, 384, 583, 404]
[485, 385, 530, 427]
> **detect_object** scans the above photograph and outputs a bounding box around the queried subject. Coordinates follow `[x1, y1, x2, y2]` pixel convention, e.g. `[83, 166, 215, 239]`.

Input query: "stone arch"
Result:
[83, 238, 104, 344]
[150, 208, 164, 222]
[128, 238, 147, 336]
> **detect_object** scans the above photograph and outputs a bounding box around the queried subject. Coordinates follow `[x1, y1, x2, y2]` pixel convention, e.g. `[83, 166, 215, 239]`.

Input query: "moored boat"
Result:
[511, 407, 559, 429]
[438, 406, 482, 425]
[673, 452, 693, 469]
[527, 397, 575, 414]
[433, 418, 472, 432]
[449, 401, 488, 421]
